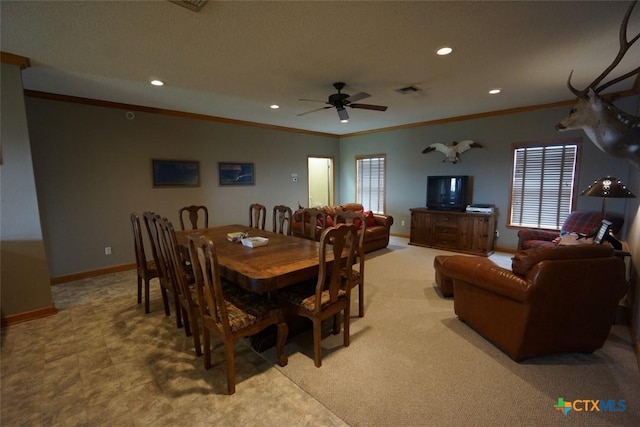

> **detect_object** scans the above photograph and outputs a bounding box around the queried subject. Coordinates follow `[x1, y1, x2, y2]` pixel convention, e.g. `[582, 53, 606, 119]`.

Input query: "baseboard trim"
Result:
[50, 263, 136, 285]
[1, 305, 58, 327]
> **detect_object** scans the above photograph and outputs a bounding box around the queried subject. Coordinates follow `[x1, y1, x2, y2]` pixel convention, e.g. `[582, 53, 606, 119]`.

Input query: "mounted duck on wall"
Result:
[422, 140, 482, 164]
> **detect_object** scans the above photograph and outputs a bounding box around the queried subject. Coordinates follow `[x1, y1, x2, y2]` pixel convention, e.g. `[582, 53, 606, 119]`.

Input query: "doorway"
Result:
[307, 157, 334, 208]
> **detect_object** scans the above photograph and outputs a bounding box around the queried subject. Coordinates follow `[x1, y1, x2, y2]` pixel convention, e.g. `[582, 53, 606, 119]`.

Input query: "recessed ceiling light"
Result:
[270, 104, 280, 109]
[436, 46, 453, 56]
[489, 89, 501, 95]
[150, 79, 164, 86]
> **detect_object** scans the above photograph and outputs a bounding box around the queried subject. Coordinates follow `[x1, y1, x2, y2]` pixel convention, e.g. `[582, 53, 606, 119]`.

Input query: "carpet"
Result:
[262, 237, 640, 426]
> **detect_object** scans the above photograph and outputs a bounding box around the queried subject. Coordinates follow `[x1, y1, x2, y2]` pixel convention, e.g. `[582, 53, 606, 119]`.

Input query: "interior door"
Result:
[307, 157, 334, 208]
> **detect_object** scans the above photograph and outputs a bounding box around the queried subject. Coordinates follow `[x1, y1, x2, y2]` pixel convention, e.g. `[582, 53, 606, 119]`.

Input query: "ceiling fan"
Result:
[297, 82, 388, 122]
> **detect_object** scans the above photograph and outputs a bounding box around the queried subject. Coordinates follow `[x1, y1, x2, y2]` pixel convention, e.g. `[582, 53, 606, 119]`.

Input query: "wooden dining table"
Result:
[175, 224, 330, 293]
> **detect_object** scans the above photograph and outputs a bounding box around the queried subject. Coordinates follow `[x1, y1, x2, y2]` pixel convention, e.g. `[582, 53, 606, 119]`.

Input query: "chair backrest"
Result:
[179, 205, 209, 230]
[301, 208, 327, 240]
[249, 203, 266, 230]
[130, 213, 148, 274]
[272, 205, 292, 235]
[310, 224, 358, 314]
[143, 211, 169, 281]
[188, 233, 232, 335]
[334, 210, 366, 253]
[157, 216, 196, 306]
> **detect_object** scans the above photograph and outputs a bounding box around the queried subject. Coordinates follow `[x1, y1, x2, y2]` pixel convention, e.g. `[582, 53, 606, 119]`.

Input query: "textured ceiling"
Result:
[1, 0, 639, 135]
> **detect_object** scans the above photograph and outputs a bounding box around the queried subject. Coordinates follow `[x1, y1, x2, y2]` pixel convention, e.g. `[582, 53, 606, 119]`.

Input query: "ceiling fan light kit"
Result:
[298, 82, 388, 122]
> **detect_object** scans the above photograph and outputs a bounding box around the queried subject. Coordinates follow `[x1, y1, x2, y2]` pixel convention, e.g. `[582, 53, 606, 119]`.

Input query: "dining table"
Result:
[175, 224, 332, 294]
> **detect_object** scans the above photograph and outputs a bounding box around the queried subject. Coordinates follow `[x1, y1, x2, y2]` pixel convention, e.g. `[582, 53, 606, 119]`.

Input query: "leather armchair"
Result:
[436, 245, 627, 361]
[516, 210, 624, 250]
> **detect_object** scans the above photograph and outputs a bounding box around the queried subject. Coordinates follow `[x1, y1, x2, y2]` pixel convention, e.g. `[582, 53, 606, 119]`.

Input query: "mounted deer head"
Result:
[556, 0, 640, 170]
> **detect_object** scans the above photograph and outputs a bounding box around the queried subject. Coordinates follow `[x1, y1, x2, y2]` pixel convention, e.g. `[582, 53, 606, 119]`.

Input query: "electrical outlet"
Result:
[291, 173, 298, 182]
[495, 231, 500, 238]
[105, 246, 112, 255]
[401, 220, 405, 226]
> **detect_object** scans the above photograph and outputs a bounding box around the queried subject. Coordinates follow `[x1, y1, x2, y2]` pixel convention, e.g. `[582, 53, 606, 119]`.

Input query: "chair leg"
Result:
[160, 287, 170, 316]
[344, 304, 351, 348]
[190, 309, 202, 356]
[275, 322, 288, 367]
[137, 275, 142, 304]
[225, 341, 236, 394]
[332, 313, 340, 335]
[313, 319, 322, 368]
[203, 329, 212, 370]
[182, 306, 192, 337]
[175, 297, 183, 329]
[358, 281, 364, 317]
[144, 278, 150, 314]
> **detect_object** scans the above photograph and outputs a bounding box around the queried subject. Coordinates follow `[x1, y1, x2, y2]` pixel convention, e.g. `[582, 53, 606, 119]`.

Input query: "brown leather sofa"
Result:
[290, 203, 394, 253]
[435, 245, 627, 361]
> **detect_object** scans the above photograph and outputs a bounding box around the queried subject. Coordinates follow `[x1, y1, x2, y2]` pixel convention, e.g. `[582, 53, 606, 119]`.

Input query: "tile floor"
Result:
[1, 271, 347, 426]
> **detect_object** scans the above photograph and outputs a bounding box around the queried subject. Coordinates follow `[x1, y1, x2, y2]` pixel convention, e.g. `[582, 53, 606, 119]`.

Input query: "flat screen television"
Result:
[426, 175, 470, 211]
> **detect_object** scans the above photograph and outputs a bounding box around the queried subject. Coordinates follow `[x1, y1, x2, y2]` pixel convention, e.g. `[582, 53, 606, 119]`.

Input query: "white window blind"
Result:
[509, 141, 579, 230]
[356, 155, 386, 214]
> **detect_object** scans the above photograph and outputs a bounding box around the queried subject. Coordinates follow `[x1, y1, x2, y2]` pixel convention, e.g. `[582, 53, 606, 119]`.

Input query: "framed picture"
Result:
[593, 219, 612, 244]
[219, 162, 255, 186]
[152, 159, 200, 187]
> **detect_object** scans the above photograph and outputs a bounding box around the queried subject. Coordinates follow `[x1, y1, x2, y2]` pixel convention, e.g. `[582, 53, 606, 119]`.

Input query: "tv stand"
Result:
[409, 208, 496, 256]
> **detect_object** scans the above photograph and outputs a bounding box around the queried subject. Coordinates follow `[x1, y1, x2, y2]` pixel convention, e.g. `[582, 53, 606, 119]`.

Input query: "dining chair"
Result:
[157, 216, 202, 356]
[187, 233, 288, 394]
[272, 205, 292, 235]
[249, 203, 266, 230]
[301, 208, 328, 241]
[141, 211, 174, 319]
[130, 213, 160, 314]
[334, 210, 367, 317]
[179, 205, 209, 230]
[278, 223, 358, 367]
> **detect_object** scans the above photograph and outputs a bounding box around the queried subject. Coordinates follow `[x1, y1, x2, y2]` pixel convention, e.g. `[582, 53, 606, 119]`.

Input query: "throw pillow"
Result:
[365, 210, 376, 227]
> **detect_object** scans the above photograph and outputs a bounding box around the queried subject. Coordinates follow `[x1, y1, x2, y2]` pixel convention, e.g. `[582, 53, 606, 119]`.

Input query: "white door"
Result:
[307, 157, 334, 208]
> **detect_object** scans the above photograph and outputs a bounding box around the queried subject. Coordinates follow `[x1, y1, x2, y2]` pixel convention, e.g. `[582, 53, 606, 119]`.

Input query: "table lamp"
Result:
[580, 176, 636, 217]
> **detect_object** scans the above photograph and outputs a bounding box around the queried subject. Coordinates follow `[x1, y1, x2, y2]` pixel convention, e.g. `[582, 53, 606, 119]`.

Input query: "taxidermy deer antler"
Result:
[556, 0, 640, 170]
[422, 140, 482, 164]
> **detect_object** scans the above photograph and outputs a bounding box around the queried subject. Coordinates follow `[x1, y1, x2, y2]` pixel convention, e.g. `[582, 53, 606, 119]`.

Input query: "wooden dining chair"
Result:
[249, 203, 266, 230]
[142, 211, 174, 319]
[157, 216, 202, 356]
[334, 211, 367, 317]
[187, 233, 288, 394]
[179, 205, 209, 230]
[278, 223, 358, 367]
[130, 213, 160, 314]
[301, 208, 328, 241]
[272, 205, 292, 235]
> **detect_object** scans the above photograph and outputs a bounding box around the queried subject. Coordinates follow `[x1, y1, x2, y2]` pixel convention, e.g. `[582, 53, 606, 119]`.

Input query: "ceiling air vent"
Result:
[169, 0, 207, 12]
[395, 85, 422, 95]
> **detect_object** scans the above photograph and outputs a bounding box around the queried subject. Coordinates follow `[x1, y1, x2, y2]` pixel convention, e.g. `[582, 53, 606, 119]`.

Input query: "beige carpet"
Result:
[262, 237, 640, 426]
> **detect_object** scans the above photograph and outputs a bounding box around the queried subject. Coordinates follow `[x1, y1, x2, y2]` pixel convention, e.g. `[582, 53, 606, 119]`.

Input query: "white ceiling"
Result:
[2, 0, 639, 136]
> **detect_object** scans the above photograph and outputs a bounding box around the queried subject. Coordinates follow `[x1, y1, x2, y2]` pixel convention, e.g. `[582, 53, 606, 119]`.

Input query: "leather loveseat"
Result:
[290, 203, 394, 253]
[435, 245, 627, 361]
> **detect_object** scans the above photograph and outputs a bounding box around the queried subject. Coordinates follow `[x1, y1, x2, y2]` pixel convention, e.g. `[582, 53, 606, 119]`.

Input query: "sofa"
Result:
[434, 244, 627, 361]
[290, 203, 394, 253]
[517, 210, 624, 250]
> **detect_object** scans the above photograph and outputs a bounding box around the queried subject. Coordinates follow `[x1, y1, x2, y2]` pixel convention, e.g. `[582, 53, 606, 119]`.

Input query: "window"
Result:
[509, 139, 580, 230]
[356, 154, 386, 214]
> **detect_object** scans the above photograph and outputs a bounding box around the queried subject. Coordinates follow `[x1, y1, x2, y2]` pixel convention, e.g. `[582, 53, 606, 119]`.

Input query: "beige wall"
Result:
[0, 63, 53, 317]
[25, 98, 340, 278]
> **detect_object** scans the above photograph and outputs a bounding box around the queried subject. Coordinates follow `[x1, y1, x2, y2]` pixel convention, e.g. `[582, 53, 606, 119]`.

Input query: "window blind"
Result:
[356, 155, 386, 214]
[509, 143, 578, 230]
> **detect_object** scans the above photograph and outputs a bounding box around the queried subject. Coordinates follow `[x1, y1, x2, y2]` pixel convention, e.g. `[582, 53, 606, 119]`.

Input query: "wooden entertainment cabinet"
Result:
[409, 208, 496, 256]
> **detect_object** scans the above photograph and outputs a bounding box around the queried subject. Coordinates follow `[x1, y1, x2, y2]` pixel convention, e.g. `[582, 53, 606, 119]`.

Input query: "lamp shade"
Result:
[581, 176, 636, 198]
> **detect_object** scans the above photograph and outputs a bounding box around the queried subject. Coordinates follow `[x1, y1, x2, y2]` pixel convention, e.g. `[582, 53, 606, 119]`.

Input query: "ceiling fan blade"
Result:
[350, 103, 388, 111]
[337, 107, 349, 121]
[346, 92, 370, 103]
[298, 98, 328, 103]
[297, 106, 332, 117]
